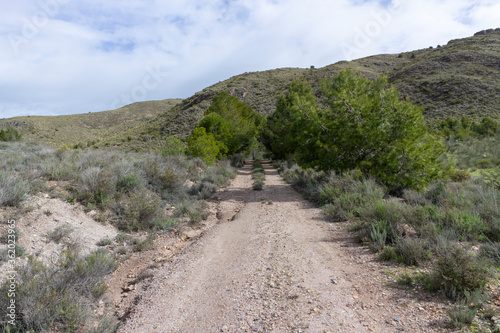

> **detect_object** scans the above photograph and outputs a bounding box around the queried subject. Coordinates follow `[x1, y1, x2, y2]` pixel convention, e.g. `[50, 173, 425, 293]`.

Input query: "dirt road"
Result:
[119, 161, 449, 332]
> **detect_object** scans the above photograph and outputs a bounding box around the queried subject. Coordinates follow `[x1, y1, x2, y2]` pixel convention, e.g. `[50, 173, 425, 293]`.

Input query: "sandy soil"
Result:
[0, 193, 117, 279]
[118, 161, 453, 333]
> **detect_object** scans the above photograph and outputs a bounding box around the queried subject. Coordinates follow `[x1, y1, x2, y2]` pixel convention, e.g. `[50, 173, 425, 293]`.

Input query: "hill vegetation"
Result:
[2, 30, 498, 152]
[0, 99, 182, 148]
[96, 29, 500, 151]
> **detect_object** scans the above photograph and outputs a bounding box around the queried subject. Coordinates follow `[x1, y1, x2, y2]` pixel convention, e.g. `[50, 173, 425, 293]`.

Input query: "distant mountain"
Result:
[3, 29, 499, 151]
[0, 99, 182, 148]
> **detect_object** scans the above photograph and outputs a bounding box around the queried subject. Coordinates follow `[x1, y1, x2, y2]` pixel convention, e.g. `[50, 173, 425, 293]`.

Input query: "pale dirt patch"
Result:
[0, 194, 117, 279]
[118, 161, 455, 333]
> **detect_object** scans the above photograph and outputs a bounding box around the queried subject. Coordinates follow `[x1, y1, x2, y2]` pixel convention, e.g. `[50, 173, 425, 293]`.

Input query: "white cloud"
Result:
[0, 0, 498, 118]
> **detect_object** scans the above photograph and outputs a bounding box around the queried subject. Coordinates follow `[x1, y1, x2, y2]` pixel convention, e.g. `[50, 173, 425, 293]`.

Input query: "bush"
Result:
[188, 180, 218, 199]
[369, 221, 388, 251]
[186, 127, 220, 165]
[122, 191, 162, 231]
[253, 179, 264, 191]
[133, 233, 156, 252]
[116, 173, 143, 193]
[46, 224, 74, 243]
[77, 167, 115, 207]
[479, 242, 500, 265]
[0, 171, 29, 207]
[0, 249, 118, 332]
[429, 242, 491, 300]
[0, 127, 21, 142]
[252, 160, 265, 191]
[449, 169, 470, 182]
[447, 289, 486, 329]
[378, 246, 397, 261]
[231, 153, 245, 168]
[161, 136, 186, 156]
[395, 237, 431, 266]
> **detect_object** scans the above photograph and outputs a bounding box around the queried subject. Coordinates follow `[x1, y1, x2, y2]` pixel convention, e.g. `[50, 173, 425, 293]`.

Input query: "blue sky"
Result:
[0, 0, 499, 118]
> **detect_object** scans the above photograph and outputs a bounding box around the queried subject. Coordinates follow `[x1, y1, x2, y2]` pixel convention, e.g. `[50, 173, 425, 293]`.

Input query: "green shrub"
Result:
[482, 166, 500, 189]
[188, 180, 218, 199]
[0, 249, 118, 332]
[0, 172, 29, 207]
[161, 137, 186, 156]
[378, 246, 397, 261]
[370, 221, 388, 251]
[116, 173, 143, 193]
[449, 169, 470, 182]
[429, 242, 491, 300]
[186, 127, 220, 165]
[133, 233, 156, 252]
[46, 224, 74, 243]
[447, 290, 486, 329]
[253, 179, 264, 191]
[395, 237, 431, 266]
[77, 167, 115, 207]
[479, 242, 500, 265]
[0, 127, 21, 142]
[122, 191, 162, 231]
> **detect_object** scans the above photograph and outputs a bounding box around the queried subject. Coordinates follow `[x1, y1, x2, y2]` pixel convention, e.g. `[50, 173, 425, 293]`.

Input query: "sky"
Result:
[0, 0, 499, 119]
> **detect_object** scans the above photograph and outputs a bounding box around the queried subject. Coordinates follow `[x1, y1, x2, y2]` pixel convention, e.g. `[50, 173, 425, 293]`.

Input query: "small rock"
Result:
[183, 229, 203, 240]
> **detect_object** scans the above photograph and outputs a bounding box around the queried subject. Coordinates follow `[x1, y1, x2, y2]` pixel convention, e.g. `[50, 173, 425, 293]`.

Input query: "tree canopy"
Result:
[188, 92, 263, 160]
[264, 69, 445, 191]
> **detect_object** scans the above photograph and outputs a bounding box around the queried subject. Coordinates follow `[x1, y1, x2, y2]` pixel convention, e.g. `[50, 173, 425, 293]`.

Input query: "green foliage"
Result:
[0, 127, 21, 142]
[262, 80, 318, 160]
[206, 92, 263, 153]
[439, 116, 498, 140]
[315, 69, 444, 190]
[186, 127, 219, 165]
[116, 173, 144, 193]
[482, 166, 500, 189]
[472, 117, 498, 136]
[429, 242, 491, 300]
[198, 113, 237, 157]
[188, 92, 262, 163]
[0, 249, 118, 332]
[252, 160, 265, 191]
[122, 191, 162, 231]
[447, 290, 484, 329]
[266, 69, 444, 191]
[161, 136, 186, 156]
[0, 171, 30, 207]
[76, 167, 115, 208]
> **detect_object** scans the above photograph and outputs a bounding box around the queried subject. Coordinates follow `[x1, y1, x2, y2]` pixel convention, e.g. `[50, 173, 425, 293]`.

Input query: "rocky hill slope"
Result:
[3, 29, 499, 151]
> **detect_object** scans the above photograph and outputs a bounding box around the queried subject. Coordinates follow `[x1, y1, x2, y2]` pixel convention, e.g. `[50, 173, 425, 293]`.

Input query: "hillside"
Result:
[2, 29, 498, 151]
[0, 99, 182, 148]
[96, 29, 500, 152]
[391, 28, 500, 119]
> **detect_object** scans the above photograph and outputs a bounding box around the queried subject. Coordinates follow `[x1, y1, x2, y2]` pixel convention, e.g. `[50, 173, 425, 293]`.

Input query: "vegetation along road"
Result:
[120, 161, 450, 333]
